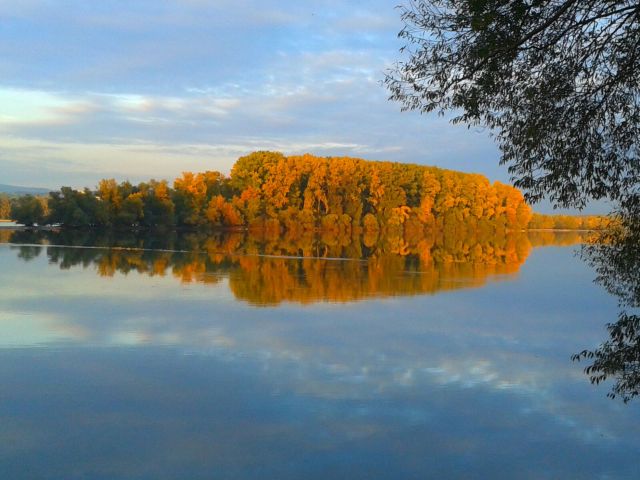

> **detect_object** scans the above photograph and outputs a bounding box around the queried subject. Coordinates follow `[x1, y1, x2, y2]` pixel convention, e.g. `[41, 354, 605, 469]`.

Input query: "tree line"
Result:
[528, 213, 609, 231]
[4, 151, 538, 232]
[3, 151, 605, 232]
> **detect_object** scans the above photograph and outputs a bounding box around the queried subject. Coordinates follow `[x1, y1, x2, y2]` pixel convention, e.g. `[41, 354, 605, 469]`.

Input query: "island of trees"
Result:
[2, 151, 605, 232]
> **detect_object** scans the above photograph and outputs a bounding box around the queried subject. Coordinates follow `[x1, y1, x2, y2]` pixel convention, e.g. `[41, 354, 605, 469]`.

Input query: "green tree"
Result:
[47, 187, 104, 227]
[385, 1, 640, 209]
[10, 195, 46, 226]
[116, 193, 144, 226]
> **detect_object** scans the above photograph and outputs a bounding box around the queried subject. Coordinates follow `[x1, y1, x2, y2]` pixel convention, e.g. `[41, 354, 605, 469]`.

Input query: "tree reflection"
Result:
[574, 216, 640, 402]
[3, 228, 586, 305]
[5, 230, 44, 262]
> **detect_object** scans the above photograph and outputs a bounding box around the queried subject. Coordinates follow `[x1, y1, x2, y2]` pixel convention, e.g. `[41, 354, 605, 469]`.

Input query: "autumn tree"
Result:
[35, 151, 540, 232]
[139, 180, 175, 227]
[230, 151, 283, 192]
[97, 179, 121, 225]
[173, 172, 208, 226]
[0, 194, 11, 219]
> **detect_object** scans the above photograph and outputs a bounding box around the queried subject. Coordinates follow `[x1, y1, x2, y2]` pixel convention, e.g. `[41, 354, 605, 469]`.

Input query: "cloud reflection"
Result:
[0, 230, 637, 478]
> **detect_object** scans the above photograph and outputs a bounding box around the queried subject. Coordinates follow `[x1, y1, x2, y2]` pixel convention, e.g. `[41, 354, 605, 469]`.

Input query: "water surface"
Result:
[0, 230, 637, 479]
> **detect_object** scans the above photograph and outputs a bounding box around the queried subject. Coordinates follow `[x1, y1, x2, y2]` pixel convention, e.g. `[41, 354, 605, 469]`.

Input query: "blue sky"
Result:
[0, 1, 595, 213]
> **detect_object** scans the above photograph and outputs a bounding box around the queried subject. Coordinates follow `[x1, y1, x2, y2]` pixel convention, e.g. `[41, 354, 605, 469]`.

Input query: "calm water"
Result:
[0, 229, 638, 479]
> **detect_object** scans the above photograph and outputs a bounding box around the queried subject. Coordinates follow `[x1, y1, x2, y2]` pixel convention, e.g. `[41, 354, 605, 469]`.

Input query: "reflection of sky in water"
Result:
[0, 244, 638, 479]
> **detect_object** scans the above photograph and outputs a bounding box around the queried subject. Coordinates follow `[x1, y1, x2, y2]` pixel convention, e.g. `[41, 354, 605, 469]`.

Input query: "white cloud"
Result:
[0, 0, 513, 191]
[0, 88, 92, 125]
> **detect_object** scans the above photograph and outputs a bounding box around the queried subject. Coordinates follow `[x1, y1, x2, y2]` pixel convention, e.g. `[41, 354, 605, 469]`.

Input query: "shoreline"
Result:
[0, 224, 601, 233]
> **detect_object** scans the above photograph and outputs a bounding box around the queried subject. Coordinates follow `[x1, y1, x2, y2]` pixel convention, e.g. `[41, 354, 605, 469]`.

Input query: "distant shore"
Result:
[0, 224, 601, 234]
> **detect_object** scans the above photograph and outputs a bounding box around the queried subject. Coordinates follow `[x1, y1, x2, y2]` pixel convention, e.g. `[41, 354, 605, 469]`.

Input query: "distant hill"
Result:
[0, 184, 51, 196]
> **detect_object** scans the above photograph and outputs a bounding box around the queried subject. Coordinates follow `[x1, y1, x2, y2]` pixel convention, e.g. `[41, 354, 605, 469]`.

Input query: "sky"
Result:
[0, 1, 600, 213]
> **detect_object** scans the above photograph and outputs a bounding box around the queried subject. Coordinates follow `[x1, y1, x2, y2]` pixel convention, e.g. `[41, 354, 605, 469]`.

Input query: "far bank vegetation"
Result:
[4, 152, 606, 232]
